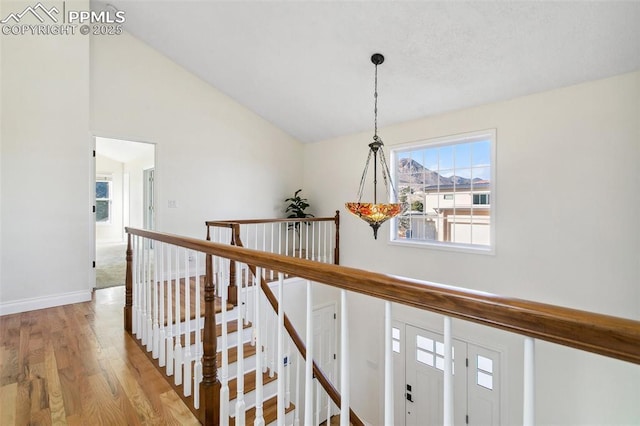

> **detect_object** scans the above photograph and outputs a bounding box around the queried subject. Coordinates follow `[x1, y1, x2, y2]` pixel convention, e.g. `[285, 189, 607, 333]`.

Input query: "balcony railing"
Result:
[124, 222, 640, 425]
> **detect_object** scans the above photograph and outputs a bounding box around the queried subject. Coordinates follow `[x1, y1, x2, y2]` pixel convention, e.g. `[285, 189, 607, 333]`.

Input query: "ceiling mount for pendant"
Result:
[371, 53, 384, 66]
[345, 52, 405, 239]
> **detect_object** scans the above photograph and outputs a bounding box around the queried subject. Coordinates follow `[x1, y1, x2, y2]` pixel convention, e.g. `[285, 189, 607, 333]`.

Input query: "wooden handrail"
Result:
[232, 225, 364, 426]
[206, 214, 338, 226]
[125, 226, 640, 365]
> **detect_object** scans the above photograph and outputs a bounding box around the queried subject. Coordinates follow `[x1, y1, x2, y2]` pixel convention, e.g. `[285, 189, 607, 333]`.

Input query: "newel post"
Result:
[124, 232, 133, 334]
[228, 224, 239, 306]
[334, 210, 340, 265]
[201, 244, 220, 425]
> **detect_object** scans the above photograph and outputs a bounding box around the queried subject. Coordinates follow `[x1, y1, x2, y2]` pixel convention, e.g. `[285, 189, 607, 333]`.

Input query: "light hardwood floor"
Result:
[0, 286, 200, 425]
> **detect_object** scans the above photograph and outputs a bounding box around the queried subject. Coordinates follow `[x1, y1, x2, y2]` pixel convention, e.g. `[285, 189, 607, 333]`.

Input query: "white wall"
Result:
[304, 72, 640, 424]
[91, 31, 304, 240]
[0, 0, 92, 312]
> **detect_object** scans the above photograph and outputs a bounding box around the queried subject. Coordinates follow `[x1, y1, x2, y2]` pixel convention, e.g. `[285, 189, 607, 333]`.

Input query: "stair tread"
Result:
[229, 395, 295, 426]
[216, 320, 252, 336]
[177, 320, 252, 348]
[228, 369, 277, 396]
[159, 275, 234, 324]
[217, 341, 257, 367]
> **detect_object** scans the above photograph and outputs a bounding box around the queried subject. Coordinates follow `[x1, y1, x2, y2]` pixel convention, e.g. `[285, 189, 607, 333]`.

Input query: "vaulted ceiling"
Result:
[94, 1, 640, 143]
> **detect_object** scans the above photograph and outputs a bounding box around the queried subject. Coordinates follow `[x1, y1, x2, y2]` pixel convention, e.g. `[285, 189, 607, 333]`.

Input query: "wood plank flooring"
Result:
[0, 286, 199, 425]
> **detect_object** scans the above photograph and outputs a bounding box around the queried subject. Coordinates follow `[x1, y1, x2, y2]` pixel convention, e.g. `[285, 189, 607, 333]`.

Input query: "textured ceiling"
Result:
[95, 1, 640, 143]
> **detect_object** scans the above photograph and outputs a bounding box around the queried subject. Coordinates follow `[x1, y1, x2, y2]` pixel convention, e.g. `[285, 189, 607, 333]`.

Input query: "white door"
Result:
[402, 325, 500, 426]
[467, 344, 501, 425]
[143, 168, 155, 230]
[313, 303, 336, 424]
[405, 325, 467, 426]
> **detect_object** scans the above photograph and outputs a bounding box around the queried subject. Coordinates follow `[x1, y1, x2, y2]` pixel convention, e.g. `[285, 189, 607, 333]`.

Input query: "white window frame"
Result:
[389, 129, 496, 254]
[95, 174, 112, 225]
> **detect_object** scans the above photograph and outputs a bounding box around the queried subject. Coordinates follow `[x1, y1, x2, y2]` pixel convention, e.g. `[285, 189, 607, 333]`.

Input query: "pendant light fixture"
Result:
[345, 53, 404, 239]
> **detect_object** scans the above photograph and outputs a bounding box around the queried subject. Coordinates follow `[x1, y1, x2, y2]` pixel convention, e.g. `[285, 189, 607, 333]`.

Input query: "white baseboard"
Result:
[0, 290, 92, 316]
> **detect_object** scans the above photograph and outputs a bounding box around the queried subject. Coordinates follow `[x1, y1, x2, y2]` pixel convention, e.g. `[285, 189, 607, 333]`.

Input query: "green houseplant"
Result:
[285, 189, 314, 235]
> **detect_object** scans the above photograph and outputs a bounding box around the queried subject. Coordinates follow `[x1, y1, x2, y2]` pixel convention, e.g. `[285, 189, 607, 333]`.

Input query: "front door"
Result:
[405, 325, 467, 426]
[402, 324, 501, 426]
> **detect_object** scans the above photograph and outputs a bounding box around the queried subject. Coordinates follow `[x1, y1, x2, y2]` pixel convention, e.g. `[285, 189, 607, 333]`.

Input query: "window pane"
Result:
[477, 371, 493, 390]
[472, 140, 491, 167]
[417, 349, 434, 366]
[96, 181, 109, 199]
[439, 145, 454, 170]
[392, 327, 400, 340]
[424, 148, 438, 170]
[416, 335, 433, 351]
[392, 340, 400, 353]
[96, 200, 109, 222]
[454, 143, 472, 168]
[477, 355, 493, 373]
[472, 166, 491, 183]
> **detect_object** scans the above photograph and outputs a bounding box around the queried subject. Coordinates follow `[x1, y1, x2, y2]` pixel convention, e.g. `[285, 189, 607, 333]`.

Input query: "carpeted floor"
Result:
[96, 242, 127, 289]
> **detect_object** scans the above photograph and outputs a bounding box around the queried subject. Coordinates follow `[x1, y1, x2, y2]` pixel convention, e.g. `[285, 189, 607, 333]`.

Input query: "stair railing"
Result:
[124, 227, 640, 426]
[206, 211, 340, 305]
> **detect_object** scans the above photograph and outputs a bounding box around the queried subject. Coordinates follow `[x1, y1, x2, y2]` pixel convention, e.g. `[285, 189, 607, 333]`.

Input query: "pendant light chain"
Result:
[374, 62, 378, 139]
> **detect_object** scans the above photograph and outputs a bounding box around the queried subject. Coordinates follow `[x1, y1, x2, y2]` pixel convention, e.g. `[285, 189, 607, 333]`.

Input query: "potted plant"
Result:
[285, 189, 314, 257]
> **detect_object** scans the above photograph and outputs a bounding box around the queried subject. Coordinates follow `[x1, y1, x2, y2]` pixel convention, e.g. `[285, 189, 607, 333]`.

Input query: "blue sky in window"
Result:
[400, 139, 491, 180]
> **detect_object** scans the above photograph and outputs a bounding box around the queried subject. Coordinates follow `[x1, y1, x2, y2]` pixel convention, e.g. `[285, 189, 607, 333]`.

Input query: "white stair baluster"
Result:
[235, 261, 246, 426]
[285, 222, 290, 258]
[269, 307, 276, 378]
[340, 289, 349, 426]
[524, 337, 536, 426]
[326, 373, 331, 424]
[277, 272, 285, 425]
[444, 316, 453, 426]
[165, 244, 174, 376]
[305, 219, 309, 259]
[270, 223, 274, 256]
[304, 280, 314, 426]
[140, 240, 147, 344]
[311, 222, 316, 261]
[194, 252, 203, 408]
[146, 241, 153, 351]
[136, 236, 143, 337]
[315, 379, 320, 426]
[294, 349, 300, 426]
[131, 236, 138, 335]
[174, 246, 183, 386]
[384, 301, 394, 425]
[158, 243, 166, 366]
[152, 243, 159, 359]
[322, 222, 333, 263]
[254, 267, 265, 426]
[220, 259, 230, 426]
[183, 249, 192, 397]
[286, 338, 291, 408]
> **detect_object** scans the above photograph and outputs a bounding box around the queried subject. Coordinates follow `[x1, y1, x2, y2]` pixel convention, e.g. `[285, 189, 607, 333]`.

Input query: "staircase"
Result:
[216, 307, 296, 426]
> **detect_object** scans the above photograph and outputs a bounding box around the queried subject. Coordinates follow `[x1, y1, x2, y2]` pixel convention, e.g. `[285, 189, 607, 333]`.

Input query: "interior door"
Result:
[405, 325, 467, 426]
[143, 168, 155, 230]
[312, 303, 336, 423]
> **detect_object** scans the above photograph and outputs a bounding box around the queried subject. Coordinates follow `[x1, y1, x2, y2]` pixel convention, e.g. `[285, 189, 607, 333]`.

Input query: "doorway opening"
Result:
[94, 136, 155, 289]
